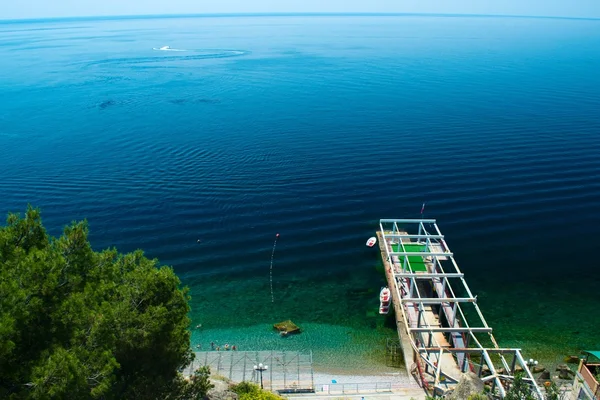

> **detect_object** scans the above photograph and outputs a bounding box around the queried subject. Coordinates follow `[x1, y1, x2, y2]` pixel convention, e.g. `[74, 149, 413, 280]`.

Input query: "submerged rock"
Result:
[532, 365, 545, 373]
[539, 370, 551, 380]
[273, 320, 300, 335]
[556, 364, 575, 380]
[565, 355, 580, 364]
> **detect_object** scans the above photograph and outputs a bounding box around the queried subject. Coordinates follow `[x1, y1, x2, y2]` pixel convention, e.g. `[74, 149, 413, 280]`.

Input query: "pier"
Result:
[377, 218, 543, 398]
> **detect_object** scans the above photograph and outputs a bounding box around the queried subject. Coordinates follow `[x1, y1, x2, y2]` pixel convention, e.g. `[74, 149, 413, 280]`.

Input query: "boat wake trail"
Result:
[83, 48, 250, 68]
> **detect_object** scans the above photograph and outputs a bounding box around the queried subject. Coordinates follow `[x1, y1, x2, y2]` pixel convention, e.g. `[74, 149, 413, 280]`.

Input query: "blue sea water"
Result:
[1, 14, 599, 372]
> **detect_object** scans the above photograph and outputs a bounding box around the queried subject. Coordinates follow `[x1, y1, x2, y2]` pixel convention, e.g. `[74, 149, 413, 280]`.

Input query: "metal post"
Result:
[269, 351, 273, 391]
[254, 363, 268, 390]
[478, 351, 484, 377]
[255, 352, 259, 385]
[441, 277, 447, 297]
[434, 349, 443, 386]
[310, 350, 314, 391]
[481, 349, 506, 398]
[462, 334, 471, 372]
[514, 351, 543, 399]
[452, 303, 458, 326]
[297, 351, 300, 386]
[243, 352, 247, 382]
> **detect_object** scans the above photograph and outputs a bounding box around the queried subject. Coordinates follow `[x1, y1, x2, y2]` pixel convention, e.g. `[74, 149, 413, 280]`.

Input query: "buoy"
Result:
[270, 233, 279, 303]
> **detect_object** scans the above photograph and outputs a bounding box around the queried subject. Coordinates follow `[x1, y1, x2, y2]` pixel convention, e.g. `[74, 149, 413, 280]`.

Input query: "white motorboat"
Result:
[366, 237, 377, 247]
[153, 46, 185, 51]
[379, 287, 391, 314]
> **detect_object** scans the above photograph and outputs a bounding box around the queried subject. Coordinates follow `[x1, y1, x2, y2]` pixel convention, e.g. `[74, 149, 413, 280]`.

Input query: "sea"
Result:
[1, 14, 599, 374]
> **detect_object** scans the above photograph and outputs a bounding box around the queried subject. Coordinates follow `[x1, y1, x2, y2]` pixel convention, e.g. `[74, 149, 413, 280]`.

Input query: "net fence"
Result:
[184, 350, 314, 392]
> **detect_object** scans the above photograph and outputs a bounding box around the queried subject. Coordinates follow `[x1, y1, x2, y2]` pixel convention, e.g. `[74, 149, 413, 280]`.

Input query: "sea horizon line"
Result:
[2, 12, 600, 25]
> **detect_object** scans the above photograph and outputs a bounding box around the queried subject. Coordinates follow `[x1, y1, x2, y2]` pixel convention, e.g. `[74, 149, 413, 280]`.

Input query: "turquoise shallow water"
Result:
[1, 14, 599, 372]
[191, 323, 398, 373]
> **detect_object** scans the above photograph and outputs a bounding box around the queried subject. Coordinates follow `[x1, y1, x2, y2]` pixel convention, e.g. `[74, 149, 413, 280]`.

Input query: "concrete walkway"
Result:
[284, 389, 427, 400]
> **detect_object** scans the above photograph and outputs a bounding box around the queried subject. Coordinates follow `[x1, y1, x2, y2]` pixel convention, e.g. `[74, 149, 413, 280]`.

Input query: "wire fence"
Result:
[184, 350, 314, 392]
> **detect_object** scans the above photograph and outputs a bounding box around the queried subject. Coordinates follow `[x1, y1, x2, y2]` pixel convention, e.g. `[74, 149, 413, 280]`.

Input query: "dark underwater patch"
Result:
[98, 100, 116, 109]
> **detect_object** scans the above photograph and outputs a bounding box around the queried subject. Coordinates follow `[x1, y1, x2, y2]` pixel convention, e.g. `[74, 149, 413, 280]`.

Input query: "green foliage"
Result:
[231, 382, 284, 400]
[468, 393, 490, 400]
[165, 366, 214, 400]
[0, 207, 201, 399]
[231, 381, 256, 394]
[504, 372, 537, 400]
[544, 381, 560, 400]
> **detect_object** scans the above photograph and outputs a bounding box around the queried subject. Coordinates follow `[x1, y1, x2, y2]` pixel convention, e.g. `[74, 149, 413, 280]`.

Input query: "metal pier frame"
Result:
[378, 218, 543, 399]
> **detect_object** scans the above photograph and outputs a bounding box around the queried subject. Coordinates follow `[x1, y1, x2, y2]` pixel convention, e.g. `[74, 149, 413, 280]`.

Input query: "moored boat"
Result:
[366, 236, 377, 247]
[379, 286, 391, 314]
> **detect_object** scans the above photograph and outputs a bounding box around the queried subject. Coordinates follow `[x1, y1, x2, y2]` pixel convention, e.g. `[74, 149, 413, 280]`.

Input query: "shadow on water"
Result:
[98, 100, 116, 109]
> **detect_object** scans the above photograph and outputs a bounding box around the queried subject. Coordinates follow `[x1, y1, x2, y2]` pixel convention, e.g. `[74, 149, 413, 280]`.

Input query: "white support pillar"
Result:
[514, 351, 544, 399]
[441, 278, 447, 297]
[481, 349, 506, 398]
[434, 349, 443, 387]
[452, 303, 458, 326]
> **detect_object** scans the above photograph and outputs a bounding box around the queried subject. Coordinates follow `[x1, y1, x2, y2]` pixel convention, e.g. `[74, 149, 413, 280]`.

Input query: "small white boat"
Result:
[366, 237, 377, 247]
[379, 287, 391, 314]
[153, 46, 185, 51]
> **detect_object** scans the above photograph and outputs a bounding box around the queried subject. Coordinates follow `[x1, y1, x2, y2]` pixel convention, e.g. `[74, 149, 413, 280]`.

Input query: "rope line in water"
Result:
[270, 233, 279, 303]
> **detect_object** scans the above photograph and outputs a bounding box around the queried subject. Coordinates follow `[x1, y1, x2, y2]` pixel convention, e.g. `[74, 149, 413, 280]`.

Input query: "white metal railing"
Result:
[310, 382, 393, 394]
